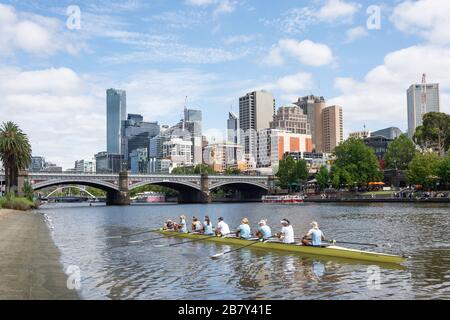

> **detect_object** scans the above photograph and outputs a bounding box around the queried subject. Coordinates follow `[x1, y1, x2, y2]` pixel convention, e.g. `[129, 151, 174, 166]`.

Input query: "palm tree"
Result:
[0, 122, 32, 195]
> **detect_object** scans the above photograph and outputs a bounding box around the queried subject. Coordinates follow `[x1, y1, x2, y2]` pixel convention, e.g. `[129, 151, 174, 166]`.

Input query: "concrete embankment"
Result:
[0, 209, 78, 300]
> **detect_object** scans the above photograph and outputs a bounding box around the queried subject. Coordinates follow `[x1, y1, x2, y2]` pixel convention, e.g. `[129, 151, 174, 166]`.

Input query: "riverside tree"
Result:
[0, 122, 32, 195]
[331, 137, 383, 189]
[315, 166, 330, 191]
[384, 134, 417, 170]
[276, 156, 308, 192]
[413, 112, 450, 156]
[406, 152, 440, 189]
[436, 155, 450, 189]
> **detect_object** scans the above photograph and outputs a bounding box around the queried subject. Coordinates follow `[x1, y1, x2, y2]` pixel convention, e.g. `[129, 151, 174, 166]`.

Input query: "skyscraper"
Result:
[322, 105, 344, 153]
[407, 83, 440, 137]
[239, 90, 275, 158]
[227, 112, 239, 144]
[294, 95, 326, 152]
[270, 104, 310, 135]
[106, 89, 127, 155]
[183, 108, 203, 165]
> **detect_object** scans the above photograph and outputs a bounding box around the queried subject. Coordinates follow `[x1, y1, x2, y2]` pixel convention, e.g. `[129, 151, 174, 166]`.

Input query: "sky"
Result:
[1, 0, 450, 169]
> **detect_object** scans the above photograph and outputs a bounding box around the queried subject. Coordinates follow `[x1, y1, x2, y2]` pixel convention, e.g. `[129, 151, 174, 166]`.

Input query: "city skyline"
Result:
[1, 0, 450, 168]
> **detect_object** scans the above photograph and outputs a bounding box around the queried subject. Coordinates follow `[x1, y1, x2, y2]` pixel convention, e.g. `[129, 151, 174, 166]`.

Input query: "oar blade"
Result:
[211, 253, 224, 259]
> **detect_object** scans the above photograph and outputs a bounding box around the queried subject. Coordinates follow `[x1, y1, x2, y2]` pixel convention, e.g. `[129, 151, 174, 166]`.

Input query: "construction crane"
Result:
[421, 73, 427, 117]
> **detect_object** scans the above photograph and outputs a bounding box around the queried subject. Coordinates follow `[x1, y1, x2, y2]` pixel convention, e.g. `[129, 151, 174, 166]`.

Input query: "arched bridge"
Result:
[1, 171, 274, 205]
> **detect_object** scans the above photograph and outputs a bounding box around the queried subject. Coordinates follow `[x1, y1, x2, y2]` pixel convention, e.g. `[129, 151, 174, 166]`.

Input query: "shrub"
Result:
[0, 194, 38, 211]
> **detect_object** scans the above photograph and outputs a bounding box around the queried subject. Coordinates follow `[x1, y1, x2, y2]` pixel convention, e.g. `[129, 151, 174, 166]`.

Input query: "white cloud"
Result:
[260, 1, 359, 35]
[213, 0, 236, 17]
[345, 26, 368, 43]
[0, 3, 85, 57]
[329, 45, 450, 134]
[391, 0, 450, 45]
[317, 0, 359, 22]
[0, 66, 104, 169]
[185, 0, 215, 6]
[223, 34, 260, 46]
[277, 72, 314, 93]
[0, 66, 230, 169]
[264, 39, 334, 67]
[263, 47, 284, 66]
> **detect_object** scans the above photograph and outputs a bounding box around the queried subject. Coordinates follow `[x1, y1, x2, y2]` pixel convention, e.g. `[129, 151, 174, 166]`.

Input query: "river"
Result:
[39, 202, 449, 300]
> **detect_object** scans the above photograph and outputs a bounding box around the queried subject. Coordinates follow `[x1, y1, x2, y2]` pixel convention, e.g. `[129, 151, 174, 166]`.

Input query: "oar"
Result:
[211, 239, 263, 259]
[328, 239, 391, 248]
[153, 233, 223, 248]
[105, 228, 163, 239]
[129, 234, 176, 244]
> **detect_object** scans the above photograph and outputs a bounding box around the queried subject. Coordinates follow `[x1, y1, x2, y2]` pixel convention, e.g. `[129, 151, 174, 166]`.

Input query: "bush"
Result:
[0, 194, 38, 211]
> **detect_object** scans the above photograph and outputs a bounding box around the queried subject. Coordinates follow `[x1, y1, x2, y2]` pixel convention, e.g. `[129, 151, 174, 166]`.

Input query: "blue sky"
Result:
[1, 0, 450, 168]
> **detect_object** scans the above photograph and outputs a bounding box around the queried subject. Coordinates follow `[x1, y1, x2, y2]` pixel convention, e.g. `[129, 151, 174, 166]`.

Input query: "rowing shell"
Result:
[157, 230, 407, 264]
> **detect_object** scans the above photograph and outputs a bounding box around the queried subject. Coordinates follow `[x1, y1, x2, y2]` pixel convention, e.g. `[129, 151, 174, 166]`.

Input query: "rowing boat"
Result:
[157, 230, 407, 264]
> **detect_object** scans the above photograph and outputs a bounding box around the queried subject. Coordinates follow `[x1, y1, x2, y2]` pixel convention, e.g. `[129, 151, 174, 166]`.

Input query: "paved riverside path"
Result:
[0, 209, 78, 300]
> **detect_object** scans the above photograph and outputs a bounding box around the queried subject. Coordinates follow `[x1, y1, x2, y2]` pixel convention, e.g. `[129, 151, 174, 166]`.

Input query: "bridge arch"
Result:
[129, 180, 201, 192]
[209, 181, 269, 192]
[32, 179, 119, 192]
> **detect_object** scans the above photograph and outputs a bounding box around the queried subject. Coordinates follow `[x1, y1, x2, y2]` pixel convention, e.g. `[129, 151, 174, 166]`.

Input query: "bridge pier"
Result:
[177, 173, 211, 204]
[106, 171, 130, 206]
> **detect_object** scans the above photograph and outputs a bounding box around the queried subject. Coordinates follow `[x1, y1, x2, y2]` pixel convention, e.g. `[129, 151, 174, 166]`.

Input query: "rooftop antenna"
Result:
[182, 96, 188, 131]
[421, 73, 427, 117]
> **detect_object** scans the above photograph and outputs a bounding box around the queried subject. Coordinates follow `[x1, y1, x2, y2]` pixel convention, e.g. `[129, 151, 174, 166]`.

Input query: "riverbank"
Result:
[0, 209, 78, 300]
[304, 198, 450, 203]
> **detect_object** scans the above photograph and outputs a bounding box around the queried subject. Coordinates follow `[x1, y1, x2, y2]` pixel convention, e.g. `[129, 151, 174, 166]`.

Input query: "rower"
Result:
[163, 219, 175, 230]
[192, 217, 203, 233]
[302, 221, 325, 246]
[256, 219, 272, 240]
[215, 217, 230, 236]
[277, 219, 295, 244]
[178, 215, 188, 233]
[203, 216, 214, 235]
[236, 218, 251, 239]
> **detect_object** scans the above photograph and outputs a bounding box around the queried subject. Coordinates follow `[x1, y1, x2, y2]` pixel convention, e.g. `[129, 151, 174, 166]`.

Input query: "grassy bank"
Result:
[0, 195, 38, 211]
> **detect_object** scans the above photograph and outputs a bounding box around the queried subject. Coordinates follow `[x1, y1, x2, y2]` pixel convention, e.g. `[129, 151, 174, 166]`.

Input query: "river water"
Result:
[40, 202, 449, 300]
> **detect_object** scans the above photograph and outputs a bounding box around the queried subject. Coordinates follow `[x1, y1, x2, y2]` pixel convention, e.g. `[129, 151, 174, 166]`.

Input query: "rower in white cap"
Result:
[302, 221, 325, 246]
[256, 219, 272, 240]
[277, 219, 295, 244]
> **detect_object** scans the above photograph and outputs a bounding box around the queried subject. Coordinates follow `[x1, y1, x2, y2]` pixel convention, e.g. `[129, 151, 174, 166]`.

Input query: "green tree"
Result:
[0, 122, 32, 195]
[436, 155, 450, 189]
[384, 134, 417, 170]
[193, 164, 214, 174]
[413, 112, 450, 156]
[315, 166, 330, 191]
[276, 156, 308, 192]
[332, 137, 382, 188]
[224, 167, 241, 175]
[407, 152, 440, 189]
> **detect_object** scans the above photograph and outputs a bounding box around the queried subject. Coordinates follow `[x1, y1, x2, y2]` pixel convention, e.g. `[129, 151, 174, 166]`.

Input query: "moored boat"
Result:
[262, 195, 304, 204]
[156, 230, 407, 264]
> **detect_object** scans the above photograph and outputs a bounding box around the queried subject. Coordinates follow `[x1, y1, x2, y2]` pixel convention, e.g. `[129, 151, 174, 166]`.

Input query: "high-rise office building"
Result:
[106, 88, 127, 155]
[203, 143, 245, 172]
[122, 113, 160, 169]
[227, 112, 239, 144]
[294, 95, 326, 152]
[407, 83, 440, 137]
[239, 90, 275, 159]
[322, 105, 344, 153]
[257, 129, 313, 169]
[170, 107, 203, 165]
[29, 156, 46, 172]
[74, 159, 95, 173]
[270, 104, 310, 135]
[372, 127, 403, 140]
